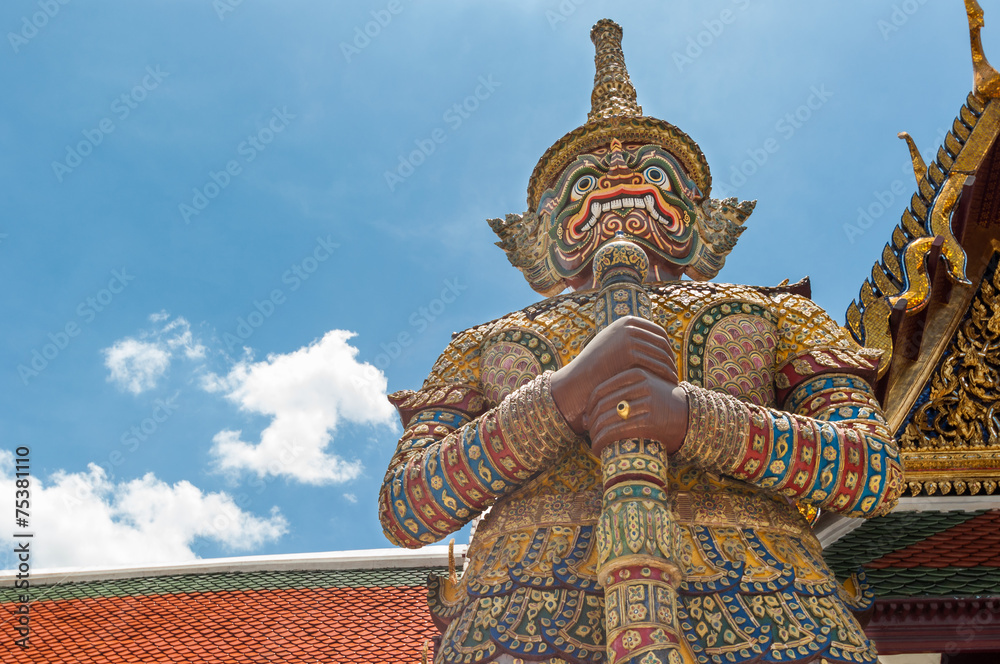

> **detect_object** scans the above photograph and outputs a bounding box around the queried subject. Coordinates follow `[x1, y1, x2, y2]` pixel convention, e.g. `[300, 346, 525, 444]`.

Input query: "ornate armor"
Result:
[378, 18, 904, 664]
[380, 283, 902, 663]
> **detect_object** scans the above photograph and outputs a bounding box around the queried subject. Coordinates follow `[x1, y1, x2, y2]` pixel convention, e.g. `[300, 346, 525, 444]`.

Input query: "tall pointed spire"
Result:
[588, 19, 642, 121]
[526, 19, 711, 214]
[511, 19, 730, 293]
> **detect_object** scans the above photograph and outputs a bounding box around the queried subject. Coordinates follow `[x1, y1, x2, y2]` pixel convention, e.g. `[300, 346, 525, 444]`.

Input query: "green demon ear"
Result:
[488, 211, 567, 296]
[685, 197, 755, 281]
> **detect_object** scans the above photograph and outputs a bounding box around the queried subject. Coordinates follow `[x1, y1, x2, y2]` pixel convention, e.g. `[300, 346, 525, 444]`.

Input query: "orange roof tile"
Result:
[0, 568, 443, 663]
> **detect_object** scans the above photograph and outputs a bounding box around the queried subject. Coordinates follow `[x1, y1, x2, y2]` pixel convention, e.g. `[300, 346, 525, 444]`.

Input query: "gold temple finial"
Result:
[898, 132, 928, 186]
[966, 0, 1000, 98]
[448, 538, 458, 585]
[588, 19, 642, 122]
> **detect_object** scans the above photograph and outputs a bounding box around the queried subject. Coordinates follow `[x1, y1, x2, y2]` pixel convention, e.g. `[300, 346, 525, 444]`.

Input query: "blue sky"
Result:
[0, 0, 992, 570]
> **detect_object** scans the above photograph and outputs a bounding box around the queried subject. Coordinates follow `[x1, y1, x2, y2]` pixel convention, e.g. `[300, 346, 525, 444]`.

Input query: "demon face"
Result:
[537, 140, 703, 281]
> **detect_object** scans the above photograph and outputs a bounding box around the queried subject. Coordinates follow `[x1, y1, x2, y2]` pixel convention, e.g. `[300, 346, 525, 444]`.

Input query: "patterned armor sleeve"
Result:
[378, 329, 581, 548]
[674, 293, 904, 518]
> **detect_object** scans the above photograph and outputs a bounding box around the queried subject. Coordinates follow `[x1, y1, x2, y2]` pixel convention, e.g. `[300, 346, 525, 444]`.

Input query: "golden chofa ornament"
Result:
[489, 19, 755, 296]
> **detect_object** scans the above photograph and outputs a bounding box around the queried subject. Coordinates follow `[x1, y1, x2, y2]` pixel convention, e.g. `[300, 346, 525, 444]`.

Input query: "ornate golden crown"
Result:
[526, 19, 713, 211]
[491, 19, 750, 296]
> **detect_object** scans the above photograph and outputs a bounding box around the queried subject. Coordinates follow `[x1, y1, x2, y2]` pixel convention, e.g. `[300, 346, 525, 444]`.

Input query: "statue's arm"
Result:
[378, 329, 580, 548]
[675, 293, 903, 518]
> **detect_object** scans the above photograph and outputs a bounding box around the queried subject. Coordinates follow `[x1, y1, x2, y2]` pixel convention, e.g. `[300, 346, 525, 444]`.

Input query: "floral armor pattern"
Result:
[378, 282, 903, 664]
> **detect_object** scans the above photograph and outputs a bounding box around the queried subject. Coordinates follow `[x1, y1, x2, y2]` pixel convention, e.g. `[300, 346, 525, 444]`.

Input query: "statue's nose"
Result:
[598, 138, 641, 188]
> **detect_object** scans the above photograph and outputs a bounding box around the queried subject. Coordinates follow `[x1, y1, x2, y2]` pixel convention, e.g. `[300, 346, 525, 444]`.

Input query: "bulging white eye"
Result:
[572, 175, 597, 198]
[644, 166, 669, 189]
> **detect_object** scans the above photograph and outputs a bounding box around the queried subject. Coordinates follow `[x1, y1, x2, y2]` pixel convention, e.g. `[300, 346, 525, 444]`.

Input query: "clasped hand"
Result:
[550, 316, 689, 457]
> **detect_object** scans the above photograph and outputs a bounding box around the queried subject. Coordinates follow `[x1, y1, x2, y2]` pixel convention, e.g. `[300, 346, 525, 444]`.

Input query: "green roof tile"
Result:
[823, 510, 986, 579]
[0, 566, 447, 604]
[822, 510, 1000, 599]
[864, 566, 1000, 598]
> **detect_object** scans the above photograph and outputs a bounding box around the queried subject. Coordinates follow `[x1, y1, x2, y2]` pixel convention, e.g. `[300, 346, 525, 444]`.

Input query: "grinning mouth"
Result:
[569, 185, 678, 236]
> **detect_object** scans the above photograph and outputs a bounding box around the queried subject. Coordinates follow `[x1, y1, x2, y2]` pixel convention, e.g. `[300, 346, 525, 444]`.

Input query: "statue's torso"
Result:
[428, 282, 876, 664]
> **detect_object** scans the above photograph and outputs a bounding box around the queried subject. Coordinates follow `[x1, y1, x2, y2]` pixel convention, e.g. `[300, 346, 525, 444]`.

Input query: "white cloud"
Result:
[206, 330, 396, 485]
[161, 315, 206, 360]
[104, 339, 170, 394]
[102, 312, 206, 394]
[0, 450, 287, 571]
[343, 492, 358, 504]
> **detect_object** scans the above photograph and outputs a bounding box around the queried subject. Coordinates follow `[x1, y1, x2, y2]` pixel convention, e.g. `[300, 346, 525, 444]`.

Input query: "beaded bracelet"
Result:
[673, 382, 749, 474]
[496, 371, 582, 468]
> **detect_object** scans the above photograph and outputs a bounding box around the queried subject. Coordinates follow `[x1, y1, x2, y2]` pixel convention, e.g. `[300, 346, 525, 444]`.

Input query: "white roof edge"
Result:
[890, 495, 1000, 512]
[0, 545, 468, 586]
[816, 495, 1000, 548]
[815, 513, 866, 550]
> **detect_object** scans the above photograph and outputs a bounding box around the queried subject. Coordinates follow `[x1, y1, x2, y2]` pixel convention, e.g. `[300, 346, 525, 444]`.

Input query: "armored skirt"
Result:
[428, 447, 876, 664]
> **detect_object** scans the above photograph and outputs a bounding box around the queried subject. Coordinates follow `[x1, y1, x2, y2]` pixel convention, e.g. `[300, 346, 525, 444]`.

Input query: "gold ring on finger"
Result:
[617, 400, 630, 420]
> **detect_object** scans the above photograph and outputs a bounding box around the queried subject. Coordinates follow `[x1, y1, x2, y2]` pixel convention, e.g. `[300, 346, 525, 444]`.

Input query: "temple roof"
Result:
[844, 0, 1000, 500]
[819, 500, 1000, 655]
[824, 505, 1000, 599]
[0, 546, 464, 664]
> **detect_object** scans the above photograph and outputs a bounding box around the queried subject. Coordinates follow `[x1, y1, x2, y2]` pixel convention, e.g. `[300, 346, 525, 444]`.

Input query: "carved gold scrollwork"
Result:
[902, 260, 1000, 450]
